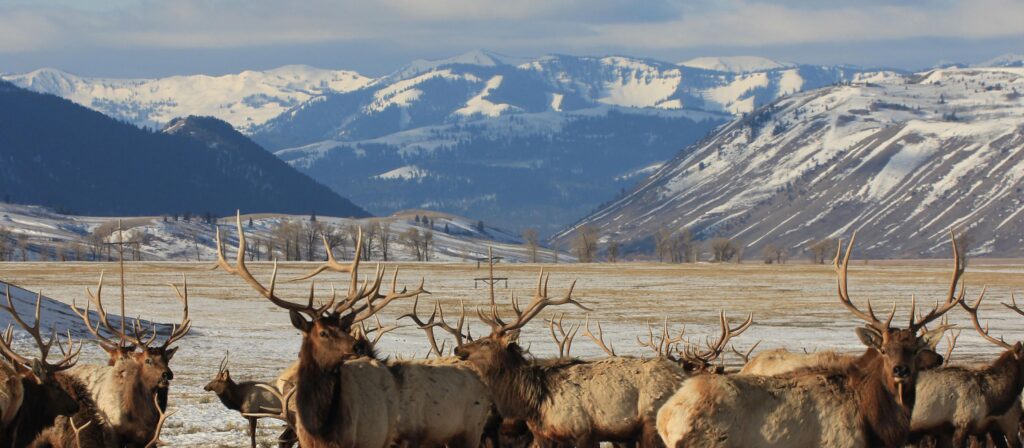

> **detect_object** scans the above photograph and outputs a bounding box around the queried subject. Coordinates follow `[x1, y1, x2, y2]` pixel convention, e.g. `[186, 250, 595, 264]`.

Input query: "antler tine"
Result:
[505, 274, 589, 333]
[366, 314, 400, 345]
[693, 312, 754, 363]
[834, 233, 890, 331]
[582, 314, 616, 356]
[219, 350, 230, 374]
[242, 383, 297, 429]
[159, 274, 192, 349]
[290, 228, 363, 293]
[399, 295, 443, 357]
[911, 230, 968, 331]
[70, 417, 94, 448]
[0, 285, 74, 371]
[349, 270, 428, 325]
[548, 313, 580, 358]
[1001, 291, 1024, 317]
[81, 271, 134, 350]
[943, 328, 960, 366]
[215, 211, 325, 317]
[730, 340, 762, 364]
[145, 392, 176, 448]
[960, 286, 1012, 349]
[69, 295, 118, 352]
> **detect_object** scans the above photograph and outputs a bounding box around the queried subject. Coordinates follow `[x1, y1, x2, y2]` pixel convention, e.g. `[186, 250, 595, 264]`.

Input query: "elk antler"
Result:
[636, 318, 685, 358]
[155, 275, 192, 350]
[0, 284, 81, 372]
[69, 272, 133, 354]
[961, 286, 1013, 350]
[215, 211, 338, 319]
[401, 296, 472, 357]
[680, 311, 753, 367]
[479, 270, 589, 336]
[358, 314, 401, 346]
[548, 313, 580, 358]
[582, 314, 616, 356]
[217, 350, 230, 375]
[910, 230, 967, 331]
[145, 392, 175, 448]
[834, 233, 897, 332]
[729, 340, 762, 364]
[242, 382, 298, 430]
[70, 417, 94, 448]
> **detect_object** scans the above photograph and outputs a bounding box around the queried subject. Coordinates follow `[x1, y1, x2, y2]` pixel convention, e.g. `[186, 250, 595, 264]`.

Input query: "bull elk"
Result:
[453, 271, 690, 448]
[217, 212, 493, 448]
[205, 351, 290, 448]
[656, 232, 960, 448]
[0, 286, 82, 447]
[67, 272, 191, 446]
[908, 288, 1024, 447]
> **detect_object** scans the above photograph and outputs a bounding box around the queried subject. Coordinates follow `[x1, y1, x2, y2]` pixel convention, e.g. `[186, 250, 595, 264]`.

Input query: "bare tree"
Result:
[403, 227, 424, 261]
[71, 241, 85, 261]
[762, 244, 778, 264]
[0, 226, 11, 261]
[421, 229, 434, 262]
[377, 222, 392, 261]
[303, 220, 323, 261]
[709, 237, 739, 263]
[607, 240, 619, 262]
[363, 224, 378, 260]
[955, 232, 975, 267]
[522, 228, 540, 263]
[808, 238, 836, 264]
[322, 224, 345, 260]
[16, 234, 29, 261]
[654, 228, 672, 262]
[573, 225, 599, 263]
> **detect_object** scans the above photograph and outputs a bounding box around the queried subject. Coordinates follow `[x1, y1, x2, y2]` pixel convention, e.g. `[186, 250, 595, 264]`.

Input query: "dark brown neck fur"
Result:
[981, 350, 1024, 415]
[852, 349, 913, 448]
[296, 339, 343, 439]
[118, 364, 165, 446]
[475, 348, 550, 422]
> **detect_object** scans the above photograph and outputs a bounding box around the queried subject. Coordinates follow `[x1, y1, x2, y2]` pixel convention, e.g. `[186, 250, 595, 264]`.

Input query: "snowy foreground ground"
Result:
[3, 260, 1024, 446]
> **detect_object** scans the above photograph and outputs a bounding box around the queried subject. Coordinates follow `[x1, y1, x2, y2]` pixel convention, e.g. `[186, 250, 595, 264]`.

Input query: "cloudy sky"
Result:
[1, 0, 1021, 77]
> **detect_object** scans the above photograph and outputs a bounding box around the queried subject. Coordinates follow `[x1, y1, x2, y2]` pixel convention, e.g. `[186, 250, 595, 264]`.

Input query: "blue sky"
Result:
[0, 0, 1021, 77]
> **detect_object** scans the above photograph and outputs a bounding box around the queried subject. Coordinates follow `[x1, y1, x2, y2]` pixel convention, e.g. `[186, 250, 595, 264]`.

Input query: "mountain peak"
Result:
[396, 50, 516, 78]
[679, 56, 795, 73]
[975, 53, 1024, 68]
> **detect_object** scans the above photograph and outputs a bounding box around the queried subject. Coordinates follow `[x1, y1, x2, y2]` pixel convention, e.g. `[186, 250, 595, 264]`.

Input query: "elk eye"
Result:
[319, 330, 328, 338]
[145, 358, 153, 365]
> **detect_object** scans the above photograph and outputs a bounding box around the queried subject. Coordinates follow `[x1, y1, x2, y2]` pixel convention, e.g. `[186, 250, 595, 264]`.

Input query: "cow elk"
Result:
[454, 271, 690, 448]
[657, 232, 961, 448]
[0, 286, 82, 447]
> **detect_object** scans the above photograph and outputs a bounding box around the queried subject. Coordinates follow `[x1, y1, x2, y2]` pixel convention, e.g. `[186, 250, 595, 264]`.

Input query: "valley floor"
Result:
[2, 260, 1023, 446]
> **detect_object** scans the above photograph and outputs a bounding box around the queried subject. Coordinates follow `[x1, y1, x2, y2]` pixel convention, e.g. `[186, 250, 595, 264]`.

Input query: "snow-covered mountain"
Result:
[1, 65, 371, 132]
[2, 52, 880, 234]
[249, 52, 876, 233]
[553, 67, 1024, 258]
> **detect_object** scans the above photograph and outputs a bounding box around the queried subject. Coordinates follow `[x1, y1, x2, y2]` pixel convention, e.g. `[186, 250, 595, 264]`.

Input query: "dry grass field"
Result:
[2, 259, 1024, 446]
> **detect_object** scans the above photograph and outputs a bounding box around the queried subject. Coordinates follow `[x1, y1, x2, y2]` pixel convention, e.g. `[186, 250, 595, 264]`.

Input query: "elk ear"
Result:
[164, 346, 179, 361]
[919, 327, 946, 350]
[855, 327, 883, 349]
[289, 310, 312, 333]
[337, 312, 357, 331]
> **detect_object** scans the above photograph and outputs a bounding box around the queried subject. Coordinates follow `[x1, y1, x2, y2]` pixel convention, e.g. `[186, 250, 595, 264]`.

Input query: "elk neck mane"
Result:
[478, 345, 581, 422]
[296, 337, 344, 438]
[979, 349, 1024, 415]
[849, 348, 914, 447]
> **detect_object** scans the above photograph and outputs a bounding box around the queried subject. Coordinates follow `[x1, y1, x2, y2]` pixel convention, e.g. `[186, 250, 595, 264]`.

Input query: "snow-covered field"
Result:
[3, 259, 1024, 446]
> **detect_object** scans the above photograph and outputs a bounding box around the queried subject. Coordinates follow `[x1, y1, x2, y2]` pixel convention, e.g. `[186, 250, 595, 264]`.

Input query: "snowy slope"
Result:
[1, 66, 371, 132]
[679, 56, 796, 73]
[0, 204, 570, 263]
[553, 67, 1024, 258]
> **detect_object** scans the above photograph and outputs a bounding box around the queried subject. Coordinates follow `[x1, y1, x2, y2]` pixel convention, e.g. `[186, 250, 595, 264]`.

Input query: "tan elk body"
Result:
[656, 233, 960, 448]
[739, 348, 852, 375]
[907, 288, 1024, 447]
[0, 358, 22, 431]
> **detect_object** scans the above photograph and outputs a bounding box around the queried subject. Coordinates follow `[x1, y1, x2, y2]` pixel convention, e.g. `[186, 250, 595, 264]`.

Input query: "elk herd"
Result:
[0, 214, 1022, 448]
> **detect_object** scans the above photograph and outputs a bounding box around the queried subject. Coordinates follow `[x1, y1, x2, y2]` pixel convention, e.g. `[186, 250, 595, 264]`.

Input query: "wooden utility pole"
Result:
[103, 220, 140, 336]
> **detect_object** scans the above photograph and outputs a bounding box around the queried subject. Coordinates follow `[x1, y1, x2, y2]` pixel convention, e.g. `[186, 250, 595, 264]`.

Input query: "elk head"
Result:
[0, 286, 82, 419]
[204, 351, 234, 394]
[454, 270, 588, 372]
[215, 212, 423, 370]
[834, 232, 961, 403]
